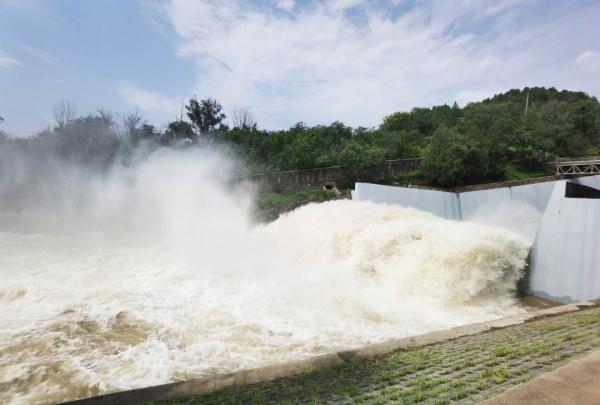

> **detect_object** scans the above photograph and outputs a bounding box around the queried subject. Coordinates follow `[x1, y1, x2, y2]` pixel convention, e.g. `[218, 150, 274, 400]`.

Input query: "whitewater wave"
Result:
[0, 151, 530, 404]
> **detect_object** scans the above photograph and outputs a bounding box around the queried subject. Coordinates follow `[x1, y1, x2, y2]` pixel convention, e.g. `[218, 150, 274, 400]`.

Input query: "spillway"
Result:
[0, 150, 537, 404]
[0, 200, 530, 404]
[353, 175, 600, 303]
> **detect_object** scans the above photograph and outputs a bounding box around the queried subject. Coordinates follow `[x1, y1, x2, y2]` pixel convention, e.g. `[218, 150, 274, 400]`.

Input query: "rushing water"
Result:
[0, 151, 530, 404]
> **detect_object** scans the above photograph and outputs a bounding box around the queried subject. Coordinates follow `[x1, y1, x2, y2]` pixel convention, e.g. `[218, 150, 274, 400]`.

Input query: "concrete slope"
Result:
[483, 350, 600, 405]
[529, 181, 600, 302]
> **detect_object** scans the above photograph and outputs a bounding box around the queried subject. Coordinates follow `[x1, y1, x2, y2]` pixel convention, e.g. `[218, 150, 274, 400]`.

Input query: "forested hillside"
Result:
[1, 87, 599, 189]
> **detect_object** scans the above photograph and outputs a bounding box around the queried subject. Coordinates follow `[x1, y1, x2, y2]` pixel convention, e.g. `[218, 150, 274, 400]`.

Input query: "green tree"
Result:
[420, 127, 490, 187]
[185, 97, 226, 136]
[339, 141, 386, 186]
[165, 120, 194, 143]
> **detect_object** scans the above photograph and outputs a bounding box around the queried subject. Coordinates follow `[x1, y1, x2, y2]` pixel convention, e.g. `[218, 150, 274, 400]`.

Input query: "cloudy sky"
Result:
[1, 0, 599, 136]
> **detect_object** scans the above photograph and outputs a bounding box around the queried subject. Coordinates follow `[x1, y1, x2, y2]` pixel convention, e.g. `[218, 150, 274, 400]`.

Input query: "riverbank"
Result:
[64, 301, 599, 404]
[158, 305, 600, 404]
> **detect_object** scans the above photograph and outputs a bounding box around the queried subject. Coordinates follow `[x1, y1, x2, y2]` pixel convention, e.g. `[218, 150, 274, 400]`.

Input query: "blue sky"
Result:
[1, 0, 600, 136]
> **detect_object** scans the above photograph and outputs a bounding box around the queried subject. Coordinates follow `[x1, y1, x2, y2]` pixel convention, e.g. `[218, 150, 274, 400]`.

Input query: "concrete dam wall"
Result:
[352, 175, 600, 303]
[233, 158, 422, 192]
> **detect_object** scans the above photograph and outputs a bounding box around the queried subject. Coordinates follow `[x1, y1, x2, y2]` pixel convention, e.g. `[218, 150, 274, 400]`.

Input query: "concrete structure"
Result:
[484, 350, 600, 405]
[552, 157, 600, 175]
[233, 158, 422, 192]
[352, 175, 600, 303]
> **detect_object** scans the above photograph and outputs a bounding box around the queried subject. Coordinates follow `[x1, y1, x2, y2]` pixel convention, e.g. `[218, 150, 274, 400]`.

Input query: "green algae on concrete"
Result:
[157, 307, 600, 405]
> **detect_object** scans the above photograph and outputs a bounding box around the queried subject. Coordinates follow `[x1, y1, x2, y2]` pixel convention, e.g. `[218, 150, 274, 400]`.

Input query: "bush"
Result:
[339, 141, 386, 186]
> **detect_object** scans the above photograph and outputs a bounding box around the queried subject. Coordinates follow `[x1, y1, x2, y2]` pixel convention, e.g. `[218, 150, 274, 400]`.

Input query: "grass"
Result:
[503, 162, 549, 181]
[252, 186, 344, 222]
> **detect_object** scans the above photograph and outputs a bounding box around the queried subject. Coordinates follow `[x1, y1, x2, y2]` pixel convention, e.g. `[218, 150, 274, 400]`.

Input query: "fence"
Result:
[233, 158, 423, 192]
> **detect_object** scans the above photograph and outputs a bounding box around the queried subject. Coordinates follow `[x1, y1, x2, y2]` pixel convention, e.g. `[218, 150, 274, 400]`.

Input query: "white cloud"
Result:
[575, 50, 600, 73]
[274, 0, 295, 12]
[327, 0, 367, 11]
[147, 0, 600, 129]
[0, 50, 22, 69]
[118, 82, 180, 115]
[18, 43, 57, 65]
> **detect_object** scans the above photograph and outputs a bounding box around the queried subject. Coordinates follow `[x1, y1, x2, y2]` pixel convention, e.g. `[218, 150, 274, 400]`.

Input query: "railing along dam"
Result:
[232, 158, 423, 192]
[552, 157, 600, 175]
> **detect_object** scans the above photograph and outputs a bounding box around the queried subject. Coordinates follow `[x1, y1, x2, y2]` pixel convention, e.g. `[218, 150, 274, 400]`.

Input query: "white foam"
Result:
[0, 150, 530, 404]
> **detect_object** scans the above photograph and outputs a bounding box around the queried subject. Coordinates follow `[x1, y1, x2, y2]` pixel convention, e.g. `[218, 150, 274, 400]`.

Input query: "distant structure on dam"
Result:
[352, 175, 600, 303]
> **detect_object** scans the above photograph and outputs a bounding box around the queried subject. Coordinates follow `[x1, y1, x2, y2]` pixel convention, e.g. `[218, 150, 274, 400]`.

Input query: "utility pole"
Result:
[524, 91, 530, 119]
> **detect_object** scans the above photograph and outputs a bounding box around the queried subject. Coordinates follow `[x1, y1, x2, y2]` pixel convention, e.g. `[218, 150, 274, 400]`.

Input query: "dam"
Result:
[1, 149, 598, 404]
[352, 174, 600, 303]
[0, 150, 538, 404]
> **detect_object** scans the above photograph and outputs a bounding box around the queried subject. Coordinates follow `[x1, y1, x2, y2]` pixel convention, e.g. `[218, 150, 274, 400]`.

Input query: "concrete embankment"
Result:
[483, 350, 600, 405]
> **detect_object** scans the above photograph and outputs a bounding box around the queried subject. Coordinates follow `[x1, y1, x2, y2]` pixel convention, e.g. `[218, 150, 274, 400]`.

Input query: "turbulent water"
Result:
[0, 150, 530, 404]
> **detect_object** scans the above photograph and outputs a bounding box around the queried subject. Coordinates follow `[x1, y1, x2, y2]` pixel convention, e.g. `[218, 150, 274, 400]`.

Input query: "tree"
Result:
[232, 108, 257, 130]
[53, 100, 77, 128]
[122, 111, 143, 134]
[122, 111, 158, 145]
[185, 97, 226, 136]
[42, 111, 121, 168]
[141, 124, 159, 140]
[381, 111, 412, 132]
[420, 127, 492, 187]
[165, 120, 194, 143]
[339, 141, 386, 186]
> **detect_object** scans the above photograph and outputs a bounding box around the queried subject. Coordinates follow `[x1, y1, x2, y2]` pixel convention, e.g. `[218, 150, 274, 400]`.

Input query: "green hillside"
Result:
[226, 87, 599, 187]
[2, 87, 599, 189]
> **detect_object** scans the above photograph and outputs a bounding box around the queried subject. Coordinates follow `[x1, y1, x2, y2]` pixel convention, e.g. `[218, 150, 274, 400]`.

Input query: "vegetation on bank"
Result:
[253, 187, 345, 223]
[157, 308, 600, 404]
[1, 87, 599, 189]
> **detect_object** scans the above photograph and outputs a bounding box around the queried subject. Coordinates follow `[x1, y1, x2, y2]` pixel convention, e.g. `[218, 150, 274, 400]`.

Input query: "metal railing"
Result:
[552, 157, 600, 175]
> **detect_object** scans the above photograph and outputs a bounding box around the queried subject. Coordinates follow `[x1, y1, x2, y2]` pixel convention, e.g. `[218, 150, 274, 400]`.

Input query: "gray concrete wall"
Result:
[235, 158, 423, 192]
[460, 181, 555, 219]
[353, 180, 555, 239]
[352, 177, 600, 303]
[352, 183, 461, 220]
[529, 181, 600, 302]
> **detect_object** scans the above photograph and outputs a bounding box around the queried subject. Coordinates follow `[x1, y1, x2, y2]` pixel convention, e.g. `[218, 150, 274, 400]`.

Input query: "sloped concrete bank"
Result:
[483, 350, 600, 405]
[62, 301, 598, 405]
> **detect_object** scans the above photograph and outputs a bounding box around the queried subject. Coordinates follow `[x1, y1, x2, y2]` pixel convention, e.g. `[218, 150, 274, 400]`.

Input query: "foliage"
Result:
[185, 97, 227, 137]
[165, 120, 195, 143]
[35, 112, 121, 168]
[420, 127, 492, 187]
[3, 87, 599, 189]
[253, 187, 342, 222]
[339, 141, 386, 186]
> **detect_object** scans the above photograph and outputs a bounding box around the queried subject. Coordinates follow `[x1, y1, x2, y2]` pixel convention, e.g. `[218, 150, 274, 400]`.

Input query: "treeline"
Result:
[1, 87, 599, 188]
